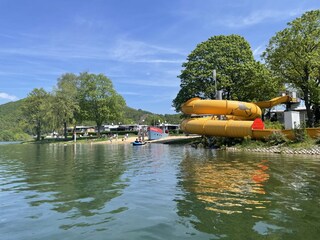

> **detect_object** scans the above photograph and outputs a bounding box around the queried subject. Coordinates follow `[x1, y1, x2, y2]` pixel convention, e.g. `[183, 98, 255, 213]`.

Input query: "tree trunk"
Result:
[97, 124, 101, 138]
[64, 121, 67, 140]
[314, 104, 320, 126]
[303, 90, 314, 127]
[36, 121, 41, 141]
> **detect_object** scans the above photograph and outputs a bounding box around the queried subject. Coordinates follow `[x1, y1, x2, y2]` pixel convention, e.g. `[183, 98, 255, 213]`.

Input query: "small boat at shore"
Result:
[132, 141, 147, 146]
[148, 126, 168, 140]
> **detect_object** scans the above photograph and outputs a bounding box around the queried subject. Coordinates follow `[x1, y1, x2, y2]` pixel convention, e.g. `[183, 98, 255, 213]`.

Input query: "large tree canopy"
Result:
[78, 72, 126, 137]
[52, 73, 80, 139]
[173, 34, 280, 111]
[263, 10, 320, 127]
[21, 88, 51, 141]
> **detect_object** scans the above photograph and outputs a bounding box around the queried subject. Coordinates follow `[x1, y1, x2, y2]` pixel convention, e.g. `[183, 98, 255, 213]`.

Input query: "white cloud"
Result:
[109, 39, 186, 64]
[223, 9, 304, 28]
[253, 45, 265, 59]
[118, 78, 179, 88]
[132, 59, 183, 64]
[0, 92, 18, 101]
[119, 91, 141, 96]
[0, 38, 185, 66]
[0, 45, 109, 61]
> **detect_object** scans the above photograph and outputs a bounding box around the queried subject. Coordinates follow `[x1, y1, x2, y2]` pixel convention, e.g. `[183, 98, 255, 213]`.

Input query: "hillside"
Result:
[0, 100, 181, 141]
[0, 99, 30, 141]
[124, 106, 153, 123]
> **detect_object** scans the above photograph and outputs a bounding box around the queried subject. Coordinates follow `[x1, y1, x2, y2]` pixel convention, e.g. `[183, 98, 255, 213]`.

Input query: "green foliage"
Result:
[0, 98, 181, 141]
[78, 72, 126, 137]
[264, 120, 284, 130]
[52, 73, 80, 138]
[168, 129, 183, 135]
[122, 108, 182, 125]
[265, 132, 289, 146]
[292, 124, 309, 143]
[173, 34, 281, 111]
[239, 136, 265, 149]
[21, 88, 51, 141]
[163, 114, 182, 124]
[235, 61, 284, 101]
[123, 107, 152, 124]
[191, 136, 244, 148]
[0, 100, 31, 141]
[263, 10, 320, 127]
[143, 114, 165, 126]
[1, 70, 182, 141]
[0, 130, 21, 141]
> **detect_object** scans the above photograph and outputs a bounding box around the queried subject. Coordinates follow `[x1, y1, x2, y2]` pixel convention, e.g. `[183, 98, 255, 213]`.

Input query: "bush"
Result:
[193, 136, 243, 148]
[0, 130, 31, 141]
[264, 120, 284, 129]
[293, 128, 308, 142]
[265, 131, 289, 145]
[169, 129, 183, 135]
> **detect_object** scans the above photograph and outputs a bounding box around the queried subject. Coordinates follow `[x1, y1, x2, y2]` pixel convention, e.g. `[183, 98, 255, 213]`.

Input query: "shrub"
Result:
[292, 123, 309, 143]
[264, 120, 284, 129]
[204, 136, 243, 148]
[265, 131, 289, 145]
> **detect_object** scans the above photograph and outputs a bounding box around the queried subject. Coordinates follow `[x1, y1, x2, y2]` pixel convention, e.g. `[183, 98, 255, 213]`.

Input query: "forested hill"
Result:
[0, 99, 29, 141]
[0, 100, 181, 141]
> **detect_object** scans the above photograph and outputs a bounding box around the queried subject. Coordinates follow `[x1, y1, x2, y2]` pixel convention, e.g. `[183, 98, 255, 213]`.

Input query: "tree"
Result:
[21, 88, 51, 141]
[78, 72, 126, 137]
[173, 34, 280, 111]
[234, 61, 283, 102]
[144, 114, 165, 126]
[52, 73, 80, 139]
[263, 10, 320, 127]
[163, 113, 182, 124]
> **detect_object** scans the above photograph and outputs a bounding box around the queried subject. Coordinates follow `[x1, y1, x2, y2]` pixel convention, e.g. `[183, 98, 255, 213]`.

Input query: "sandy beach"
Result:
[89, 135, 200, 145]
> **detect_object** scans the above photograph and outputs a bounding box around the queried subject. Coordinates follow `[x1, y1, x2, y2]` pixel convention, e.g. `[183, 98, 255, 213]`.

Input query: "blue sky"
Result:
[0, 0, 319, 114]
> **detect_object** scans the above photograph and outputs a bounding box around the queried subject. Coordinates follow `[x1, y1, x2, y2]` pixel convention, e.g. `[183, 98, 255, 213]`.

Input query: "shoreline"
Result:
[89, 136, 139, 145]
[226, 145, 320, 156]
[88, 135, 200, 145]
[89, 136, 320, 156]
[18, 135, 320, 156]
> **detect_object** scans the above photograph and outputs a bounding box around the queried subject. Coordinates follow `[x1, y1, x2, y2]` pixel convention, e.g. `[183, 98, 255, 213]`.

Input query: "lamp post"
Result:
[213, 69, 217, 98]
[213, 69, 222, 100]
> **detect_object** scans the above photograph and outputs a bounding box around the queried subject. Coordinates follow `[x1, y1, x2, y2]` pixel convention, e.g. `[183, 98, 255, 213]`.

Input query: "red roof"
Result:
[148, 126, 163, 133]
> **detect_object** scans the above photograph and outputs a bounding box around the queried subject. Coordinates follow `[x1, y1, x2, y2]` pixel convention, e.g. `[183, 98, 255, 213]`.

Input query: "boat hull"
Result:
[132, 141, 146, 146]
[148, 127, 168, 140]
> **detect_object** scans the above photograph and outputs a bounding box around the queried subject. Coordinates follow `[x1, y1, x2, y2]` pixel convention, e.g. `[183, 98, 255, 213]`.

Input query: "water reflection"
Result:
[1, 143, 320, 239]
[175, 149, 320, 238]
[178, 149, 270, 216]
[0, 143, 129, 230]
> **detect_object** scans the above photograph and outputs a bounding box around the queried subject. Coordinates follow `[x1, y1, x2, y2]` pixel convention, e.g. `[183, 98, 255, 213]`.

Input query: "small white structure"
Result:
[284, 111, 300, 129]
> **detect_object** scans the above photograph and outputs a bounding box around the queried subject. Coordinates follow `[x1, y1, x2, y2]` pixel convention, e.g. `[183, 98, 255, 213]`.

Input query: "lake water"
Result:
[0, 142, 319, 240]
